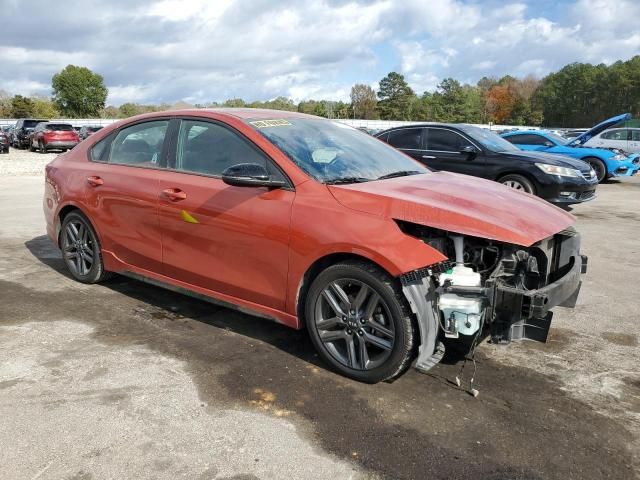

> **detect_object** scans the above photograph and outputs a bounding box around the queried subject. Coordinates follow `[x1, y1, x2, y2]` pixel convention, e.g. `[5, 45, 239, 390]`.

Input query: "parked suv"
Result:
[30, 122, 80, 153]
[12, 118, 49, 149]
[376, 124, 598, 206]
[79, 125, 104, 141]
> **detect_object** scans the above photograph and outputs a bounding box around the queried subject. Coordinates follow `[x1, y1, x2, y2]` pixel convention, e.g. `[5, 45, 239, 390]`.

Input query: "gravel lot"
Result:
[0, 146, 58, 175]
[1, 152, 639, 479]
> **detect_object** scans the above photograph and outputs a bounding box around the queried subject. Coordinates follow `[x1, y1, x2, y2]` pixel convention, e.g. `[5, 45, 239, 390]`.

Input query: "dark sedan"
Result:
[375, 124, 598, 206]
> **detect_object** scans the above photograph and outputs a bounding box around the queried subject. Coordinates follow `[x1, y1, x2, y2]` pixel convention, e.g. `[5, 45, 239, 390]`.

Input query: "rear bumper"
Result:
[44, 141, 78, 150]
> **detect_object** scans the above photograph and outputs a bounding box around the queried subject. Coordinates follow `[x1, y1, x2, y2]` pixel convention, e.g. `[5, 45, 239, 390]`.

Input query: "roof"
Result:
[194, 108, 319, 120]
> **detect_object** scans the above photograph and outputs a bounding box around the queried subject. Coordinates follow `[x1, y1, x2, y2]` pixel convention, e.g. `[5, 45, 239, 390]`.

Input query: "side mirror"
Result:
[544, 141, 554, 147]
[222, 163, 286, 188]
[460, 145, 477, 157]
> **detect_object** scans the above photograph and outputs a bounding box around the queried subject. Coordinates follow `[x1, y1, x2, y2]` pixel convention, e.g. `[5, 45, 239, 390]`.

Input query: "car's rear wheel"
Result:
[60, 211, 110, 284]
[305, 260, 416, 383]
[499, 174, 536, 195]
[584, 157, 607, 183]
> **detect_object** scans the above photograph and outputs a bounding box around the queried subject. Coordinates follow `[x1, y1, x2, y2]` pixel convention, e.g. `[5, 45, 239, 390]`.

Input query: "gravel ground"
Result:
[0, 146, 58, 176]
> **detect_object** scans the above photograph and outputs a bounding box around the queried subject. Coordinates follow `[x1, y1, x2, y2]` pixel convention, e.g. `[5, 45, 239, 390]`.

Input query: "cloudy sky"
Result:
[1, 0, 638, 106]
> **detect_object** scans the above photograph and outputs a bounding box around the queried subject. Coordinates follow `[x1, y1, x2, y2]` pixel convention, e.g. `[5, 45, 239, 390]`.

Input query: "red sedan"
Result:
[44, 109, 587, 383]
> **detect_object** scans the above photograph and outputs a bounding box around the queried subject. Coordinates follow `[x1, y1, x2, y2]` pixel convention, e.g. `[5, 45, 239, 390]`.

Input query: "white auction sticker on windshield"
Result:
[249, 119, 292, 128]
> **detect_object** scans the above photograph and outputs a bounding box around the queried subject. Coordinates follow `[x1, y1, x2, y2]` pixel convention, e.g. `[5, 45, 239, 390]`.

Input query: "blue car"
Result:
[501, 113, 640, 183]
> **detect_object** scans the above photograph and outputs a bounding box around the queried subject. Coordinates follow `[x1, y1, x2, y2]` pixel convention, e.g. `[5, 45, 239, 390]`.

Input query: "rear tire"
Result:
[305, 260, 416, 383]
[60, 211, 111, 284]
[499, 174, 536, 195]
[584, 157, 607, 183]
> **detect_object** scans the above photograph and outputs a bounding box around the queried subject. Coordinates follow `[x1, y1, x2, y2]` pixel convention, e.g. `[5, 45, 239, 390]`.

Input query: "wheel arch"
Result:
[294, 252, 396, 328]
[56, 203, 100, 247]
[495, 170, 539, 192]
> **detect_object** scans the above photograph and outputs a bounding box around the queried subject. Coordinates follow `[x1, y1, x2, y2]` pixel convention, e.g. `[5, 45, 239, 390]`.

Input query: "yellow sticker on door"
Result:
[180, 210, 199, 224]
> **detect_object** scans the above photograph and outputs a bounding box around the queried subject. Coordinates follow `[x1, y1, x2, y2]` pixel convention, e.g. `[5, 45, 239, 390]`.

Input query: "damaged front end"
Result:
[397, 221, 588, 373]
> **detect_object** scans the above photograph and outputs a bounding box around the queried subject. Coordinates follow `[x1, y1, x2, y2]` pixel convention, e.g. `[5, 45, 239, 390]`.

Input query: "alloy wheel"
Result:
[503, 179, 526, 191]
[314, 279, 395, 370]
[62, 220, 95, 276]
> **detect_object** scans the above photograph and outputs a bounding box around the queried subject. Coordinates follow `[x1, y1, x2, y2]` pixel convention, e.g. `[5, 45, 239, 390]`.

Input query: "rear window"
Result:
[23, 120, 47, 129]
[47, 124, 74, 131]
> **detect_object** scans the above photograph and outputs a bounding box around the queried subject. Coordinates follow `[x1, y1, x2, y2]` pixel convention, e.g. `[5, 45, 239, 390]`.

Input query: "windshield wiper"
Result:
[324, 176, 371, 185]
[376, 170, 423, 180]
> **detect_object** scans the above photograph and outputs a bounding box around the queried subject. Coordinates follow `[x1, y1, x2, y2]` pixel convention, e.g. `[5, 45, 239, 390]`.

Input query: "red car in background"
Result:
[43, 109, 587, 383]
[0, 131, 9, 153]
[31, 122, 79, 153]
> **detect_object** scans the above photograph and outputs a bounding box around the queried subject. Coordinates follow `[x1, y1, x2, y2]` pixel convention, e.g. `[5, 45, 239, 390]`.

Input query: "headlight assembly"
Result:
[611, 154, 627, 161]
[535, 163, 582, 178]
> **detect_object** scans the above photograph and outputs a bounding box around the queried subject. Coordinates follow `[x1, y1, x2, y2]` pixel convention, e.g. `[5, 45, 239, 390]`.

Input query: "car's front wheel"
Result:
[584, 157, 607, 183]
[499, 174, 536, 195]
[60, 211, 110, 284]
[305, 260, 416, 383]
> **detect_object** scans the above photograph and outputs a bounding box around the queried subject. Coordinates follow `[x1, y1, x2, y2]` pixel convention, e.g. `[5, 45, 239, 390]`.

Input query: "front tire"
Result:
[60, 211, 110, 284]
[499, 174, 536, 195]
[584, 157, 607, 183]
[305, 260, 416, 383]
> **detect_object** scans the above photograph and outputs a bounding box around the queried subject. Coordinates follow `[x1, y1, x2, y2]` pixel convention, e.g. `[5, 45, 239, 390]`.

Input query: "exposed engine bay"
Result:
[396, 220, 588, 376]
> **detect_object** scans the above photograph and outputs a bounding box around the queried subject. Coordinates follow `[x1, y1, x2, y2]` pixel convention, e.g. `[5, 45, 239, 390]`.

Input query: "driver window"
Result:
[175, 120, 267, 176]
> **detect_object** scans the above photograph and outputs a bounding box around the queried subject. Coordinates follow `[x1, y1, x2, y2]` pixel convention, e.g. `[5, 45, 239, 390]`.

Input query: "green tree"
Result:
[31, 96, 59, 118]
[377, 72, 415, 120]
[350, 84, 378, 119]
[51, 65, 108, 117]
[10, 95, 35, 118]
[223, 98, 246, 108]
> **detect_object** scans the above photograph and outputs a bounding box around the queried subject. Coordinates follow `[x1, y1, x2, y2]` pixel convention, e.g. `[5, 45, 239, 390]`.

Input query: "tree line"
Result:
[1, 56, 639, 127]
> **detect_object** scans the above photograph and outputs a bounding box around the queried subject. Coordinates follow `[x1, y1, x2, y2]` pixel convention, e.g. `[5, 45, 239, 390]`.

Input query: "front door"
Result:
[423, 127, 487, 177]
[158, 119, 294, 311]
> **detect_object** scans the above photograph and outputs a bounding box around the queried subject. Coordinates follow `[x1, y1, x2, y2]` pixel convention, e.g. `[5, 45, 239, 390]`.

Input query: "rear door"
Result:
[385, 128, 425, 163]
[157, 118, 294, 311]
[629, 129, 640, 153]
[422, 127, 486, 176]
[83, 119, 170, 273]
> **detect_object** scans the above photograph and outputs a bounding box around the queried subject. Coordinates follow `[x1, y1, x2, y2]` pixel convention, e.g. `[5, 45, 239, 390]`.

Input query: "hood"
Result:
[505, 150, 591, 170]
[569, 113, 631, 147]
[328, 172, 574, 247]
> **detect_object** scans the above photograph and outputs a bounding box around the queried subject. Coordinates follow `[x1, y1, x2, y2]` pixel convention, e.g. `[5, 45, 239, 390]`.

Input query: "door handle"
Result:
[87, 176, 103, 187]
[162, 188, 187, 201]
[421, 155, 436, 159]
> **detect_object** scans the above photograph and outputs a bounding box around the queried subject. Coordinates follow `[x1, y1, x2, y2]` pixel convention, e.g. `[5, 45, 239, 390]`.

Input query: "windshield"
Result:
[47, 124, 73, 131]
[248, 118, 428, 183]
[458, 125, 520, 153]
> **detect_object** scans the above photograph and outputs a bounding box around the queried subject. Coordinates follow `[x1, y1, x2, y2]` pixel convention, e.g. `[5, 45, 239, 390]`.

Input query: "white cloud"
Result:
[0, 0, 638, 105]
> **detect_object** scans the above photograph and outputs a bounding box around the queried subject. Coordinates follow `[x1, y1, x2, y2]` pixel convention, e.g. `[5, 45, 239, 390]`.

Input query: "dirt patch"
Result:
[602, 332, 638, 347]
